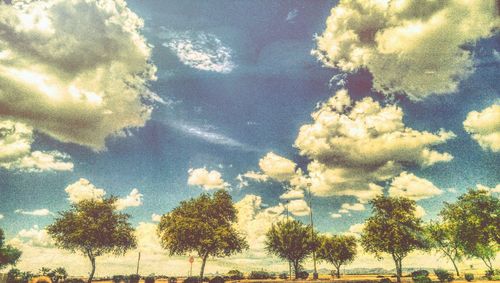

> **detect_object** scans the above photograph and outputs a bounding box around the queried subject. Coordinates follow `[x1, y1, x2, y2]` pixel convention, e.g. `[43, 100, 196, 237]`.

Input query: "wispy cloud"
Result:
[286, 8, 298, 22]
[15, 209, 53, 216]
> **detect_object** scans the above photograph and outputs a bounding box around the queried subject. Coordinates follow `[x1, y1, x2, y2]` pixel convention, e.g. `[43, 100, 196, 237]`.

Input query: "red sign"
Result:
[189, 256, 194, 263]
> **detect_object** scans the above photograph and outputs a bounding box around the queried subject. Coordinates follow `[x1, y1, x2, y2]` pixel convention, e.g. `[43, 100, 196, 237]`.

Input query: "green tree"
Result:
[425, 221, 463, 276]
[316, 234, 357, 278]
[47, 197, 137, 283]
[440, 189, 499, 273]
[0, 228, 22, 270]
[361, 196, 427, 283]
[157, 190, 247, 280]
[265, 219, 316, 279]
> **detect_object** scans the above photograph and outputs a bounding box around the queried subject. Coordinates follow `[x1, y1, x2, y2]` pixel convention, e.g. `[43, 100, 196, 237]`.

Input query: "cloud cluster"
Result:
[11, 225, 53, 248]
[64, 178, 143, 210]
[187, 168, 229, 190]
[388, 172, 443, 200]
[463, 103, 500, 152]
[476, 183, 500, 194]
[287, 199, 311, 217]
[295, 89, 455, 202]
[0, 120, 73, 172]
[314, 0, 499, 100]
[0, 0, 157, 150]
[163, 31, 235, 73]
[279, 188, 304, 200]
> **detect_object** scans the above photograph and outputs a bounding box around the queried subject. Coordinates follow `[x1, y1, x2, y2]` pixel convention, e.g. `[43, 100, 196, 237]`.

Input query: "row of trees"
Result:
[1, 189, 497, 283]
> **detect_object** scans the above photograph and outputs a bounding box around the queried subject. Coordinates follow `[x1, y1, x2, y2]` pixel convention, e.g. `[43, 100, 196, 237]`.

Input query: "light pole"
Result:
[285, 200, 292, 280]
[307, 182, 318, 280]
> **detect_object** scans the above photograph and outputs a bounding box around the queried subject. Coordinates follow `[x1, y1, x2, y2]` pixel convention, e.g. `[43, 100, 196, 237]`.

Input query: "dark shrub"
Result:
[145, 276, 155, 283]
[411, 270, 431, 283]
[129, 275, 140, 283]
[379, 278, 392, 283]
[226, 270, 243, 281]
[169, 277, 178, 283]
[485, 270, 494, 280]
[297, 271, 308, 280]
[65, 279, 85, 283]
[278, 273, 288, 280]
[434, 269, 453, 282]
[464, 273, 474, 282]
[209, 276, 224, 283]
[183, 277, 199, 283]
[112, 275, 128, 283]
[248, 271, 271, 280]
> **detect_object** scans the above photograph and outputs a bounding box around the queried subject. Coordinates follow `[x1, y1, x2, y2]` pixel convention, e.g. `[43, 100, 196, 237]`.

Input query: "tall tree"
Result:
[157, 190, 247, 280]
[316, 234, 357, 278]
[47, 197, 137, 283]
[0, 228, 22, 270]
[361, 196, 427, 283]
[440, 189, 499, 273]
[265, 219, 316, 279]
[425, 221, 463, 276]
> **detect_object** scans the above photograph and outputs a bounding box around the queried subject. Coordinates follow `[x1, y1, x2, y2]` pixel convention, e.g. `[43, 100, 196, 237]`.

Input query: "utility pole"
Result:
[308, 183, 318, 280]
[286, 200, 292, 280]
[136, 251, 141, 275]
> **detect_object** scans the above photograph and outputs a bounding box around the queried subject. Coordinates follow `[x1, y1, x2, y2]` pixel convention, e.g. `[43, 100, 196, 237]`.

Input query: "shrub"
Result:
[464, 273, 474, 282]
[379, 278, 392, 283]
[183, 277, 199, 283]
[168, 277, 178, 283]
[297, 271, 308, 280]
[145, 276, 155, 283]
[411, 270, 431, 283]
[128, 275, 140, 283]
[248, 271, 271, 280]
[112, 275, 128, 283]
[485, 270, 494, 280]
[434, 269, 454, 282]
[226, 270, 243, 280]
[208, 276, 224, 283]
[278, 273, 288, 280]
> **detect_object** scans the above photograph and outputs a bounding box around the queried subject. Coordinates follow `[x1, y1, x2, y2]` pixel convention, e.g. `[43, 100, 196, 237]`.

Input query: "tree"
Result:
[440, 189, 499, 273]
[157, 190, 247, 280]
[48, 267, 68, 283]
[47, 197, 137, 283]
[265, 219, 316, 279]
[425, 221, 463, 276]
[361, 196, 427, 283]
[316, 234, 357, 278]
[0, 228, 22, 270]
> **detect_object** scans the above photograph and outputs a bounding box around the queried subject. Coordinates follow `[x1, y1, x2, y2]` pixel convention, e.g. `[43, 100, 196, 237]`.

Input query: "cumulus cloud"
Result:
[415, 205, 426, 218]
[15, 209, 52, 216]
[151, 213, 162, 222]
[11, 225, 53, 248]
[258, 152, 297, 182]
[330, 213, 342, 219]
[163, 31, 235, 73]
[115, 188, 143, 210]
[236, 171, 268, 188]
[295, 89, 454, 202]
[476, 184, 500, 194]
[341, 203, 365, 212]
[187, 168, 229, 190]
[0, 0, 157, 150]
[0, 120, 73, 172]
[388, 172, 443, 200]
[280, 188, 305, 200]
[287, 199, 310, 217]
[463, 103, 500, 152]
[313, 0, 499, 100]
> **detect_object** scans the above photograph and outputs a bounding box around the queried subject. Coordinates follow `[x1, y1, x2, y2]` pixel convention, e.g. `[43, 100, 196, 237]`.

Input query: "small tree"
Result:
[0, 228, 22, 270]
[316, 234, 357, 278]
[265, 219, 316, 279]
[157, 190, 247, 280]
[47, 197, 137, 283]
[361, 196, 427, 283]
[425, 221, 462, 276]
[440, 189, 499, 273]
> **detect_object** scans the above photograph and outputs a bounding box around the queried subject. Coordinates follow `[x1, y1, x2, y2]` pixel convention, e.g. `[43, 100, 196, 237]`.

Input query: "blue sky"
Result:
[0, 0, 498, 275]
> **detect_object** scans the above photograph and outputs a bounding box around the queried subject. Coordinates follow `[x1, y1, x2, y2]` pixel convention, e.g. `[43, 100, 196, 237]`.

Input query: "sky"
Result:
[0, 0, 499, 277]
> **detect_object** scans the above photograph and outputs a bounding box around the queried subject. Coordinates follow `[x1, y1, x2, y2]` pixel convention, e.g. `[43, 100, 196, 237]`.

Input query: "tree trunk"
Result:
[293, 260, 300, 279]
[336, 266, 341, 278]
[87, 253, 96, 283]
[199, 253, 209, 282]
[392, 254, 401, 283]
[450, 257, 460, 277]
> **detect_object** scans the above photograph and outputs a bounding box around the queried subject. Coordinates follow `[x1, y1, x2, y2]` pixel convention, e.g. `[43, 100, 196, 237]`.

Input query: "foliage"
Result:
[112, 275, 128, 283]
[464, 273, 474, 282]
[425, 221, 462, 276]
[208, 276, 224, 283]
[265, 219, 316, 279]
[316, 234, 357, 278]
[297, 271, 308, 279]
[361, 196, 427, 283]
[144, 276, 155, 283]
[434, 269, 454, 282]
[485, 270, 494, 280]
[0, 228, 22, 270]
[183, 277, 203, 283]
[440, 190, 499, 273]
[379, 278, 392, 283]
[278, 273, 288, 280]
[129, 274, 140, 283]
[248, 271, 272, 280]
[411, 270, 431, 283]
[7, 269, 33, 283]
[47, 197, 137, 283]
[157, 190, 247, 279]
[226, 270, 243, 280]
[46, 267, 67, 283]
[168, 277, 178, 283]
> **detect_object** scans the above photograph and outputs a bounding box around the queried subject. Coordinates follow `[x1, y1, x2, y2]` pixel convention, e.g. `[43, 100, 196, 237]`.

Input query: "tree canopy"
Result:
[361, 196, 427, 283]
[157, 190, 247, 279]
[0, 228, 22, 270]
[316, 234, 357, 278]
[265, 219, 316, 279]
[47, 197, 136, 283]
[425, 221, 463, 276]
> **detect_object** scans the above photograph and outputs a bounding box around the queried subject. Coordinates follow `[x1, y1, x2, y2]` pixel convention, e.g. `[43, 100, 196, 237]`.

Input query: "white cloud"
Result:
[388, 172, 443, 201]
[163, 31, 235, 73]
[313, 0, 499, 100]
[287, 199, 310, 217]
[338, 208, 349, 214]
[279, 188, 304, 200]
[258, 152, 297, 182]
[115, 188, 143, 210]
[476, 184, 500, 194]
[151, 213, 162, 222]
[0, 120, 73, 172]
[463, 103, 500, 152]
[415, 205, 426, 218]
[330, 213, 342, 219]
[295, 89, 454, 202]
[187, 167, 229, 190]
[0, 214, 4, 220]
[11, 225, 53, 248]
[236, 171, 269, 188]
[0, 0, 157, 150]
[65, 178, 106, 203]
[345, 223, 365, 238]
[15, 209, 52, 216]
[341, 203, 365, 211]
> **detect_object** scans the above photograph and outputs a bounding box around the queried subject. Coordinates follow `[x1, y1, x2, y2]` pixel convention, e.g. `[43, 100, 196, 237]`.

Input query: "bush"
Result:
[297, 271, 308, 280]
[145, 276, 155, 283]
[248, 271, 271, 280]
[129, 275, 140, 283]
[226, 270, 243, 281]
[208, 276, 224, 283]
[379, 279, 392, 283]
[278, 273, 288, 280]
[464, 273, 474, 282]
[434, 269, 454, 282]
[168, 277, 178, 283]
[183, 277, 199, 283]
[411, 270, 431, 283]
